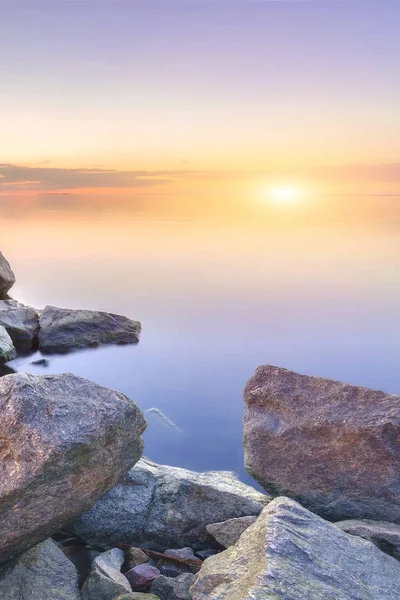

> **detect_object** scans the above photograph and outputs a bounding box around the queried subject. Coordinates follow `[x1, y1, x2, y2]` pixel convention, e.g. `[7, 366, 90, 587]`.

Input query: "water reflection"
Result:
[1, 192, 400, 483]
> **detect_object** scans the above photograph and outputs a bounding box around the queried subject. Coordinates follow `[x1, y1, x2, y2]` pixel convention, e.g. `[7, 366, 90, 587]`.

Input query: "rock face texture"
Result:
[206, 516, 257, 548]
[38, 305, 141, 353]
[0, 538, 80, 600]
[0, 252, 15, 298]
[0, 372, 146, 563]
[152, 573, 196, 600]
[0, 299, 40, 350]
[191, 497, 400, 600]
[335, 519, 400, 561]
[244, 365, 400, 522]
[81, 548, 131, 600]
[0, 327, 16, 364]
[69, 458, 271, 550]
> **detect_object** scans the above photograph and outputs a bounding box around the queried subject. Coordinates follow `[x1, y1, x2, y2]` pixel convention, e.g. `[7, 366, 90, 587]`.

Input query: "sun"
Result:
[269, 185, 302, 204]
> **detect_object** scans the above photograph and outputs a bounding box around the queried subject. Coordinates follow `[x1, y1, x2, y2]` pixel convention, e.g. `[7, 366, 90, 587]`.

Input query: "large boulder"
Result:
[0, 252, 15, 298]
[68, 458, 271, 550]
[0, 372, 146, 563]
[244, 365, 400, 522]
[0, 326, 16, 364]
[335, 519, 400, 561]
[191, 497, 400, 600]
[38, 305, 141, 353]
[0, 538, 80, 600]
[0, 299, 40, 350]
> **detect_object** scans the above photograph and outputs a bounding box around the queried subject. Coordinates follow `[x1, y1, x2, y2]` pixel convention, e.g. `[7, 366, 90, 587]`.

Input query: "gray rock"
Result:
[244, 365, 400, 522]
[151, 573, 195, 600]
[0, 326, 16, 363]
[69, 458, 271, 550]
[0, 538, 80, 600]
[335, 519, 400, 561]
[82, 548, 131, 600]
[0, 299, 40, 350]
[158, 548, 198, 577]
[0, 252, 15, 298]
[124, 547, 149, 570]
[0, 372, 146, 563]
[195, 549, 218, 560]
[206, 516, 257, 548]
[114, 594, 160, 600]
[38, 305, 141, 353]
[191, 497, 400, 600]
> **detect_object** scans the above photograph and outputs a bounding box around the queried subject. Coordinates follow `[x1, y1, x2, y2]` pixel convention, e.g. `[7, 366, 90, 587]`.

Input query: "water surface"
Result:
[1, 192, 399, 484]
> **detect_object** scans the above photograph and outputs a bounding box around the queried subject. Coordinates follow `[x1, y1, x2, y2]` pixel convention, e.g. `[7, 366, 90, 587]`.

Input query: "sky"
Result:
[1, 0, 400, 194]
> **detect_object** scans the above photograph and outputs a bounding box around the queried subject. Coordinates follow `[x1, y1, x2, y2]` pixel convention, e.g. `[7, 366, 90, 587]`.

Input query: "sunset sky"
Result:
[1, 0, 400, 194]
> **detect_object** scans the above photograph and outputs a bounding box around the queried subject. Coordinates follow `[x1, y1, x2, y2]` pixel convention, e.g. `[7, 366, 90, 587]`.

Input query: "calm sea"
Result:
[1, 191, 399, 484]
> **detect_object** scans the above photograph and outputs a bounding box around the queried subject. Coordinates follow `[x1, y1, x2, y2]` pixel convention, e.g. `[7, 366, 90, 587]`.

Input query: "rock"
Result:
[195, 549, 218, 560]
[335, 519, 400, 561]
[114, 594, 160, 600]
[206, 516, 256, 548]
[151, 573, 195, 600]
[158, 548, 198, 577]
[68, 458, 270, 550]
[0, 538, 80, 600]
[244, 365, 400, 522]
[125, 563, 160, 591]
[0, 364, 15, 377]
[0, 252, 15, 298]
[82, 548, 131, 600]
[0, 299, 40, 350]
[31, 358, 50, 367]
[61, 545, 101, 587]
[191, 496, 400, 600]
[0, 326, 16, 363]
[0, 372, 146, 563]
[38, 305, 141, 353]
[124, 547, 149, 570]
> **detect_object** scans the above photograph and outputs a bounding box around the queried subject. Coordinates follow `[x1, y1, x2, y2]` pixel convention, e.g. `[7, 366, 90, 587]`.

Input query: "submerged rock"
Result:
[0, 326, 16, 363]
[335, 519, 400, 561]
[151, 573, 195, 600]
[38, 305, 141, 353]
[81, 548, 131, 600]
[244, 365, 400, 522]
[191, 497, 400, 600]
[0, 299, 40, 350]
[0, 372, 146, 563]
[0, 252, 15, 298]
[206, 516, 257, 548]
[68, 458, 271, 550]
[0, 538, 80, 600]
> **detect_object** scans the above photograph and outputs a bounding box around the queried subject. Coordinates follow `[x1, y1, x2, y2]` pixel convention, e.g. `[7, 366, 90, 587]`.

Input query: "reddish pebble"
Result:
[125, 563, 160, 591]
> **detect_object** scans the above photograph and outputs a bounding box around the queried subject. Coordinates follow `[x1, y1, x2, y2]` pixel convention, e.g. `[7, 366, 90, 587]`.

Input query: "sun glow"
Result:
[270, 185, 302, 204]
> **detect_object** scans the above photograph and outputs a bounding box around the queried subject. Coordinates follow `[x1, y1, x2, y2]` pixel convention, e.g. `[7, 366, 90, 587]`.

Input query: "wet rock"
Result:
[244, 365, 400, 522]
[151, 573, 195, 600]
[0, 299, 40, 350]
[335, 519, 400, 561]
[38, 305, 141, 353]
[191, 497, 400, 600]
[206, 516, 257, 548]
[0, 372, 146, 563]
[158, 548, 198, 577]
[125, 563, 160, 591]
[0, 326, 16, 363]
[31, 358, 50, 367]
[82, 548, 131, 600]
[69, 458, 270, 550]
[0, 538, 80, 600]
[0, 252, 15, 298]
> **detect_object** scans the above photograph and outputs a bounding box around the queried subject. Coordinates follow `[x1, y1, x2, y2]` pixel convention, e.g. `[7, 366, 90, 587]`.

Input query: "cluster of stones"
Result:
[0, 250, 399, 599]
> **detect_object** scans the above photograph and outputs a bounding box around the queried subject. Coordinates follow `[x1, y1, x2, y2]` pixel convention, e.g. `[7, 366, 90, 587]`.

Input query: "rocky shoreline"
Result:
[0, 250, 399, 599]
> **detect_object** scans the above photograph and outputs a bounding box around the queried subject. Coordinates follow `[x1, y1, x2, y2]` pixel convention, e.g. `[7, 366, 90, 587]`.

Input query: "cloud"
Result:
[0, 164, 178, 192]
